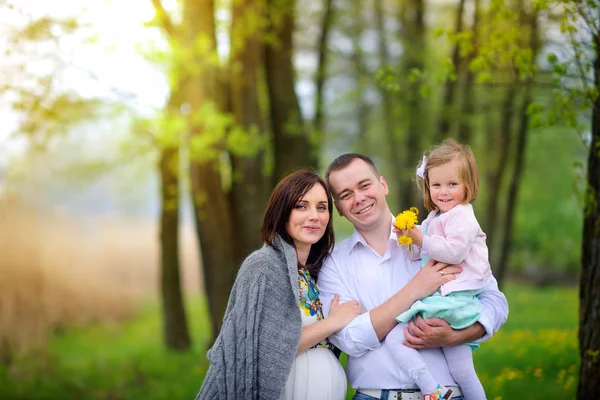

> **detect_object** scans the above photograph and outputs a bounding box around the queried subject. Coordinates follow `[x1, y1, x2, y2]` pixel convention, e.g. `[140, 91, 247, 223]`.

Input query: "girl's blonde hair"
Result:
[417, 138, 479, 211]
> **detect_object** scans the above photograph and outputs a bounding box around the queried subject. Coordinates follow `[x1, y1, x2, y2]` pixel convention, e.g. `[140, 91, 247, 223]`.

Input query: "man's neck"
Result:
[358, 213, 393, 257]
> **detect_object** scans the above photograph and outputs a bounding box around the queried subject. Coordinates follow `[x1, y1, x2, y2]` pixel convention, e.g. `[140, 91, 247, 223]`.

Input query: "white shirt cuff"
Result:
[475, 312, 493, 342]
[345, 312, 381, 351]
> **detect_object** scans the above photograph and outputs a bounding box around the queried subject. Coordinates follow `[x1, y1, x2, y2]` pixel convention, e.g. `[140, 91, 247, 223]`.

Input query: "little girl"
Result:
[387, 138, 492, 400]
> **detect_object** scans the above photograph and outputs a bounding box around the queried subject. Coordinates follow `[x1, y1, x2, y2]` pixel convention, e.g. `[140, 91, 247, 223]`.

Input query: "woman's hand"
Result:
[404, 259, 462, 301]
[297, 294, 362, 354]
[327, 294, 363, 331]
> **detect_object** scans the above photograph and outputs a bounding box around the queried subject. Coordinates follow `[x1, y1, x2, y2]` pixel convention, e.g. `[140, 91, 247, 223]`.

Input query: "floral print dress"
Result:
[281, 269, 347, 400]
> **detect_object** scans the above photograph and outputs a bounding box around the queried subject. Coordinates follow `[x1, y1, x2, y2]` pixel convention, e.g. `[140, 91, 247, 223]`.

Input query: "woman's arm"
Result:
[296, 294, 362, 354]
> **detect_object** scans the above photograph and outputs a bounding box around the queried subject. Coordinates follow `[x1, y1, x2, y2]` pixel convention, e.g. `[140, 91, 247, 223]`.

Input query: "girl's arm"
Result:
[406, 226, 424, 247]
[296, 294, 362, 354]
[424, 207, 480, 265]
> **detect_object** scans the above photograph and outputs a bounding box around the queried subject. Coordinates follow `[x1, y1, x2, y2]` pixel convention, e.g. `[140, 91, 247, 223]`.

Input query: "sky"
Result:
[0, 0, 173, 213]
[0, 0, 170, 154]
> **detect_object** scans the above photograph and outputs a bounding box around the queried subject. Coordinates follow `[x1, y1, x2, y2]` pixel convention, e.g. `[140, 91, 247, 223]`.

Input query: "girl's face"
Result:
[428, 159, 466, 213]
[286, 183, 330, 254]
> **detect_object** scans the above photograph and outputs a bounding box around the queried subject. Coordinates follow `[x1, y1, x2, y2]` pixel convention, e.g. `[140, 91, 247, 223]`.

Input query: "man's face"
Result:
[328, 159, 390, 233]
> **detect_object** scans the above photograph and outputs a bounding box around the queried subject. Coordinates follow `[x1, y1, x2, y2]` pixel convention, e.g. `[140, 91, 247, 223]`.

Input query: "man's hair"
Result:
[261, 170, 334, 278]
[325, 153, 379, 193]
[419, 138, 479, 211]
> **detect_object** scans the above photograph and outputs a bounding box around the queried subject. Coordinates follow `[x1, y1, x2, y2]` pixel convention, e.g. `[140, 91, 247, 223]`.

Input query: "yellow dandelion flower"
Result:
[398, 235, 413, 246]
[394, 209, 419, 230]
[409, 206, 419, 216]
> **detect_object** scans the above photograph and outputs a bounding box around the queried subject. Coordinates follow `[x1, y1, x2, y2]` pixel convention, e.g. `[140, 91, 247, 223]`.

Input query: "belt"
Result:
[356, 386, 461, 400]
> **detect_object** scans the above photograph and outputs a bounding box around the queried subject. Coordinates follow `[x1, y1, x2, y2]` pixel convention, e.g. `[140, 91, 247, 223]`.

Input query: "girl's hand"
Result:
[327, 294, 363, 331]
[393, 227, 424, 247]
[404, 259, 462, 301]
[406, 227, 424, 247]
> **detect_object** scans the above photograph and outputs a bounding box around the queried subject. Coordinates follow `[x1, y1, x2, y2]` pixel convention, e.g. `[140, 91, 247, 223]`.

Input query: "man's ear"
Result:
[380, 176, 390, 195]
[334, 200, 343, 217]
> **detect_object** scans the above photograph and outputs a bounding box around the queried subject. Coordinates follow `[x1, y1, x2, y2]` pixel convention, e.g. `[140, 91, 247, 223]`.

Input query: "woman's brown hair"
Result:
[261, 170, 335, 278]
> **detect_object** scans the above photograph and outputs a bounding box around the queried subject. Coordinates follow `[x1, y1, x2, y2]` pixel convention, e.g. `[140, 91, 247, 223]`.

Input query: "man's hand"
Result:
[403, 315, 456, 348]
[402, 315, 486, 349]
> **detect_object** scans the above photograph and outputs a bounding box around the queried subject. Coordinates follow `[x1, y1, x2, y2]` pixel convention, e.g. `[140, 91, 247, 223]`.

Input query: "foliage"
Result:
[511, 126, 586, 272]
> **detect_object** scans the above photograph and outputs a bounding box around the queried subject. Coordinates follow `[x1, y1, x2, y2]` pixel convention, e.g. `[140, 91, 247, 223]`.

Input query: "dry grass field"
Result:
[0, 195, 201, 361]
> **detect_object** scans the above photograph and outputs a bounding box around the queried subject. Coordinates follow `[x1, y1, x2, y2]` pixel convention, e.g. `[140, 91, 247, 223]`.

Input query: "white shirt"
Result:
[318, 220, 509, 390]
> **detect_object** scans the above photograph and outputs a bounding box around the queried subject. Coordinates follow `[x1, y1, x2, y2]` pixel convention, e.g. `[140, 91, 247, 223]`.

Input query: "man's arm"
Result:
[320, 254, 462, 352]
[368, 259, 461, 341]
[318, 256, 380, 357]
[404, 274, 508, 348]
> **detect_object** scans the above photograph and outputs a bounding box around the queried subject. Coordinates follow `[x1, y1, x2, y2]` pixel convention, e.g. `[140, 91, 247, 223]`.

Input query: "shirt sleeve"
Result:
[474, 274, 509, 342]
[424, 207, 479, 265]
[318, 254, 381, 357]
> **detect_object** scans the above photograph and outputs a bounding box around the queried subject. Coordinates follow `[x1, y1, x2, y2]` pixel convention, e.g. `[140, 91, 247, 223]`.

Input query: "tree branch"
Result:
[150, 0, 176, 37]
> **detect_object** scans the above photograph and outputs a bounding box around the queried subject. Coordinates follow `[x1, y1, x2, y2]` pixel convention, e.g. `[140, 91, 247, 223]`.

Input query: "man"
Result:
[318, 154, 508, 400]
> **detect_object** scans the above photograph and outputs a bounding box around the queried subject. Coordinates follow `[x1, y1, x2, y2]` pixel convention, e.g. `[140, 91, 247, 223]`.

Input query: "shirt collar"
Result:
[346, 214, 398, 255]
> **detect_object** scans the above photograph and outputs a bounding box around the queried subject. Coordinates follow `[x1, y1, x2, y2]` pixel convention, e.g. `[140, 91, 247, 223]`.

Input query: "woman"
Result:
[197, 170, 362, 400]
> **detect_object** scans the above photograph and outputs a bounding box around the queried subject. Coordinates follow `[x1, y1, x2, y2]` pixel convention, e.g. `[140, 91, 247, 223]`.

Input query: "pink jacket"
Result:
[420, 203, 491, 296]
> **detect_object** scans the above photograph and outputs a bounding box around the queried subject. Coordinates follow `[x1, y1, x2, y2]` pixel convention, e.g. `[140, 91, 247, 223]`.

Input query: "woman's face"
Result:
[286, 183, 330, 254]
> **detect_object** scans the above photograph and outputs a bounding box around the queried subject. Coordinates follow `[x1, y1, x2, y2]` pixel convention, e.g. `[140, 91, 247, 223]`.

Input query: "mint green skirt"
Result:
[396, 290, 482, 349]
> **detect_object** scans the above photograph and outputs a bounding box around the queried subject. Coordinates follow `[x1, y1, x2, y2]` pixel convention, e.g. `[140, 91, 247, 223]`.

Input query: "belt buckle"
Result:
[394, 391, 422, 400]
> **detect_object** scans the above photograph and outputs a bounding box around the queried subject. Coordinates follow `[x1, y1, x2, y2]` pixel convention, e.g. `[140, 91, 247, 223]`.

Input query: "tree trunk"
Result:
[191, 161, 237, 338]
[486, 82, 516, 282]
[577, 8, 600, 398]
[150, 0, 192, 351]
[350, 1, 370, 154]
[374, 0, 397, 193]
[456, 0, 479, 145]
[435, 0, 465, 142]
[495, 89, 529, 288]
[183, 0, 238, 338]
[398, 0, 425, 210]
[265, 0, 316, 183]
[230, 0, 269, 262]
[159, 143, 191, 351]
[495, 7, 539, 289]
[313, 0, 334, 157]
[483, 107, 499, 260]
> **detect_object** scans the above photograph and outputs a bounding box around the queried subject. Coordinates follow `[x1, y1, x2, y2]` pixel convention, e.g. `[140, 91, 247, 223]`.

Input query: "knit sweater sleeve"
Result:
[196, 257, 269, 400]
[196, 245, 300, 400]
[425, 205, 480, 265]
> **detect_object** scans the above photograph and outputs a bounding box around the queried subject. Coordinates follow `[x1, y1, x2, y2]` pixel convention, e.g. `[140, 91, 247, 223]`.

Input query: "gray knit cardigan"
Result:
[195, 235, 302, 400]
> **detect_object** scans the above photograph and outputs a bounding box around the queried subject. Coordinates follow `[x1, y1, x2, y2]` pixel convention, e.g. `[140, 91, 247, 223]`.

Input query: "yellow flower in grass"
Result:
[398, 235, 413, 246]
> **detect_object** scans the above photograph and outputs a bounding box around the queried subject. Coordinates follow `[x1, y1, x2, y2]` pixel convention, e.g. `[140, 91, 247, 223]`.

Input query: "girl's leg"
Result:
[442, 345, 486, 400]
[386, 324, 439, 394]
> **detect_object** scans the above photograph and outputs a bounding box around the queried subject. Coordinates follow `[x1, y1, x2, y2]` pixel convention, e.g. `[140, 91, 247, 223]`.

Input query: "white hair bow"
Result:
[416, 156, 427, 178]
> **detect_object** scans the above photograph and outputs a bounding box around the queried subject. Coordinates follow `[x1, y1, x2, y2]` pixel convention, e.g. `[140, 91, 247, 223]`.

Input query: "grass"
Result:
[0, 282, 578, 400]
[475, 284, 579, 399]
[0, 298, 212, 400]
